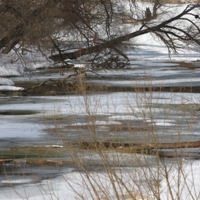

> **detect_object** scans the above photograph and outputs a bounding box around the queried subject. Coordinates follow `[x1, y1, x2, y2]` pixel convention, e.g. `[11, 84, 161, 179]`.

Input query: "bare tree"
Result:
[0, 0, 200, 68]
[49, 3, 200, 60]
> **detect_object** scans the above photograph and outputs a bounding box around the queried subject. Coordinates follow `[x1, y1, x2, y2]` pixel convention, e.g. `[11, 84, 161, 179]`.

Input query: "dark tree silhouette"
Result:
[145, 7, 152, 20]
[49, 4, 200, 62]
[0, 1, 199, 68]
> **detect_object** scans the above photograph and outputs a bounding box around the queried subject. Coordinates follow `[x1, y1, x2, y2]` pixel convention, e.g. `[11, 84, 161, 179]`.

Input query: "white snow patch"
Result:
[146, 120, 175, 126]
[32, 61, 53, 69]
[0, 78, 14, 86]
[0, 53, 28, 76]
[0, 66, 22, 76]
[0, 86, 23, 91]
[146, 119, 175, 126]
[108, 115, 142, 120]
[71, 120, 121, 126]
[44, 145, 64, 148]
[1, 160, 200, 200]
[73, 64, 86, 69]
[1, 179, 33, 184]
[160, 160, 200, 200]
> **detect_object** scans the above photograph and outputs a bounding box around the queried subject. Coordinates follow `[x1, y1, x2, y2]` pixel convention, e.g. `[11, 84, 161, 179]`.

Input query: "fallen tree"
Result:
[49, 4, 200, 62]
[0, 1, 200, 68]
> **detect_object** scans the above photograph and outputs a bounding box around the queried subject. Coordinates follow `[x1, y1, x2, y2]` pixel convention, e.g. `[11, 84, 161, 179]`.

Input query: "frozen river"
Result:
[1, 69, 200, 199]
[0, 42, 200, 199]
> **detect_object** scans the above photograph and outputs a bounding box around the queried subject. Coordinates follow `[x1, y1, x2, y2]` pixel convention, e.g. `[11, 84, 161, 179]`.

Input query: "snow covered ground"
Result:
[0, 158, 199, 200]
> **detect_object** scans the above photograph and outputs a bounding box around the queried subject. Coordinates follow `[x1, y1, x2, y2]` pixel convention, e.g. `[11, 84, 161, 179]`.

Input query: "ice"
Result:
[0, 78, 14, 86]
[32, 61, 53, 69]
[0, 85, 23, 91]
[145, 119, 176, 126]
[71, 120, 121, 126]
[0, 159, 199, 200]
[160, 160, 200, 200]
[108, 115, 142, 120]
[1, 179, 33, 184]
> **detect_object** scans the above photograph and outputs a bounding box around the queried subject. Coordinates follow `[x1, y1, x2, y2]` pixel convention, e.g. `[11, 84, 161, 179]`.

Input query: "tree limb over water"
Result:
[0, 1, 200, 67]
[49, 4, 200, 62]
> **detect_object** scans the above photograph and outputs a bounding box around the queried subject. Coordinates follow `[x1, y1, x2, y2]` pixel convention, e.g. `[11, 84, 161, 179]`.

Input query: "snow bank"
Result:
[0, 85, 23, 91]
[160, 160, 200, 200]
[0, 53, 30, 90]
[0, 54, 24, 77]
[0, 159, 199, 200]
[0, 78, 14, 86]
[71, 120, 121, 126]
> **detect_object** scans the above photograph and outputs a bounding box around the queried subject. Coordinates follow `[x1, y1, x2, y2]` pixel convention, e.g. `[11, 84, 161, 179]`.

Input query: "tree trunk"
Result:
[0, 0, 59, 54]
[49, 4, 200, 62]
[49, 28, 149, 61]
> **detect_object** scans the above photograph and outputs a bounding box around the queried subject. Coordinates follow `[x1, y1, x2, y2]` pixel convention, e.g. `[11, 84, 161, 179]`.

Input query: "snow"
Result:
[160, 160, 200, 200]
[0, 120, 45, 138]
[31, 61, 53, 69]
[1, 179, 33, 184]
[108, 115, 143, 120]
[0, 92, 198, 115]
[0, 66, 22, 77]
[73, 64, 86, 69]
[145, 119, 176, 126]
[0, 78, 14, 86]
[0, 159, 199, 200]
[62, 160, 200, 200]
[0, 85, 23, 91]
[71, 120, 121, 126]
[89, 77, 200, 87]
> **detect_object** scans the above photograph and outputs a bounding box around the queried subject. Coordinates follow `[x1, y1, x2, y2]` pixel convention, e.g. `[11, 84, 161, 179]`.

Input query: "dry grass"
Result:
[43, 75, 200, 200]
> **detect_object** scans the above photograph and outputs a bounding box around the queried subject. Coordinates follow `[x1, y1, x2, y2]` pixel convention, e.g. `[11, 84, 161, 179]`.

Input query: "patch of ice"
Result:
[145, 119, 175, 126]
[130, 60, 179, 67]
[0, 86, 23, 91]
[73, 64, 86, 69]
[88, 77, 200, 87]
[0, 66, 22, 76]
[160, 160, 200, 200]
[0, 120, 45, 138]
[1, 179, 33, 184]
[32, 61, 53, 69]
[0, 78, 14, 86]
[44, 145, 64, 148]
[0, 160, 199, 200]
[108, 115, 142, 120]
[71, 120, 121, 126]
[0, 54, 24, 76]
